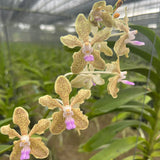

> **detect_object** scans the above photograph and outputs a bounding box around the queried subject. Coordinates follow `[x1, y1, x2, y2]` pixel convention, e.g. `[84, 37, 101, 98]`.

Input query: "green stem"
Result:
[144, 104, 160, 159]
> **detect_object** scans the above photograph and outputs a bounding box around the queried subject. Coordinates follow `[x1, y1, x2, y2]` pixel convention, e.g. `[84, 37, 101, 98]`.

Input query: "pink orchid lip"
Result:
[92, 81, 96, 86]
[65, 117, 76, 130]
[20, 146, 30, 160]
[84, 55, 94, 62]
[121, 80, 135, 86]
[130, 41, 145, 46]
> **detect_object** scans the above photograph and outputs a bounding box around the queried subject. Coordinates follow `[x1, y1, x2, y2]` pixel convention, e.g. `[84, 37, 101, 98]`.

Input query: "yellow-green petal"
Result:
[13, 107, 30, 136]
[39, 95, 63, 109]
[92, 1, 106, 10]
[101, 13, 113, 27]
[75, 14, 91, 42]
[91, 28, 111, 45]
[106, 59, 120, 74]
[30, 137, 49, 159]
[98, 42, 113, 56]
[72, 108, 89, 130]
[0, 124, 20, 139]
[10, 140, 21, 160]
[55, 76, 71, 106]
[71, 51, 87, 74]
[114, 34, 130, 57]
[71, 89, 91, 106]
[107, 75, 120, 98]
[50, 111, 66, 135]
[90, 50, 105, 70]
[29, 119, 50, 136]
[60, 35, 82, 48]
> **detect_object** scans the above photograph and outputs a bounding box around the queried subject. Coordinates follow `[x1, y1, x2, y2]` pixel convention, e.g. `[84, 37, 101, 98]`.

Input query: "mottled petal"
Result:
[92, 75, 105, 85]
[55, 76, 71, 106]
[104, 5, 113, 14]
[90, 50, 105, 70]
[71, 51, 87, 74]
[106, 59, 120, 73]
[71, 89, 91, 106]
[94, 42, 113, 56]
[71, 75, 89, 88]
[60, 35, 82, 48]
[92, 1, 106, 10]
[39, 95, 63, 109]
[107, 75, 120, 98]
[114, 34, 130, 57]
[50, 111, 66, 135]
[13, 107, 30, 135]
[75, 14, 91, 42]
[29, 119, 50, 136]
[101, 13, 113, 27]
[30, 137, 49, 159]
[0, 124, 20, 139]
[10, 140, 21, 160]
[72, 108, 89, 130]
[91, 28, 111, 45]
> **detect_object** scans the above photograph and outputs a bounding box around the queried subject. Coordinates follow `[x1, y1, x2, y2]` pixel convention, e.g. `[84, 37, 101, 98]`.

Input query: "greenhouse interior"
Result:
[0, 0, 160, 160]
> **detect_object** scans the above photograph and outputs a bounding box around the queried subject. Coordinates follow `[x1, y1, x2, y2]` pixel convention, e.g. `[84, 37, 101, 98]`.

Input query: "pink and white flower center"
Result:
[125, 30, 145, 46]
[63, 105, 76, 130]
[82, 42, 94, 62]
[118, 71, 135, 86]
[20, 135, 30, 160]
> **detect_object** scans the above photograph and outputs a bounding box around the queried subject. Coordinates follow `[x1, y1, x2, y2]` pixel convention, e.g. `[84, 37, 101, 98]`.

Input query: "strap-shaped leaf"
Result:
[89, 137, 144, 160]
[130, 25, 160, 59]
[80, 120, 148, 152]
[87, 87, 147, 119]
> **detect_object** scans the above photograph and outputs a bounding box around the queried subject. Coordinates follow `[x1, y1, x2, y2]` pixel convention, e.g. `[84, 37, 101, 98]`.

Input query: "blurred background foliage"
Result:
[0, 0, 160, 160]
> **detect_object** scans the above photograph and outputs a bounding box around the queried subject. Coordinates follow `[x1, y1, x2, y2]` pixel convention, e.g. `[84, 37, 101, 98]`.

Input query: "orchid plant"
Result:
[1, 0, 152, 160]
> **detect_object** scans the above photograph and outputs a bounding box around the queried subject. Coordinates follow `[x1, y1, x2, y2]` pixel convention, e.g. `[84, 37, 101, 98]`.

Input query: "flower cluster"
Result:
[0, 1, 145, 160]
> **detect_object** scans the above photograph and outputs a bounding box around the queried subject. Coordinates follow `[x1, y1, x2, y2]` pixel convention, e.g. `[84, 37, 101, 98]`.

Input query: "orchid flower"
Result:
[60, 14, 111, 73]
[0, 107, 50, 160]
[39, 76, 91, 135]
[106, 58, 135, 98]
[88, 1, 113, 28]
[71, 65, 105, 89]
[114, 8, 145, 57]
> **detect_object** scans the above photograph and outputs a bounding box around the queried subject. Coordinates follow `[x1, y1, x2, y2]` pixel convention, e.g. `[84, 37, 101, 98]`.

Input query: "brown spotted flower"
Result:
[60, 14, 111, 74]
[39, 76, 91, 135]
[88, 1, 113, 28]
[106, 58, 134, 98]
[0, 107, 50, 160]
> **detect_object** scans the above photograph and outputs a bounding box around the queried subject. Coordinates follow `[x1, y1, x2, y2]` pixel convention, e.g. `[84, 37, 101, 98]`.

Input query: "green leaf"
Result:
[80, 120, 148, 152]
[15, 80, 41, 88]
[0, 144, 13, 154]
[89, 137, 144, 160]
[130, 25, 160, 58]
[127, 68, 160, 92]
[128, 45, 160, 75]
[24, 66, 43, 78]
[0, 118, 12, 127]
[87, 87, 147, 119]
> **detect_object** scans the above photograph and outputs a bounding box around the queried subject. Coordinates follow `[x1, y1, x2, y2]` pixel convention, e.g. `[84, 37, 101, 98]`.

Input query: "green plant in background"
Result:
[0, 0, 160, 160]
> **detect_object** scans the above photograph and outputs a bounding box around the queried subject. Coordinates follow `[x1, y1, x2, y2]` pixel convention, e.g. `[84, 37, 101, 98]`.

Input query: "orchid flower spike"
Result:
[106, 58, 135, 98]
[60, 14, 111, 73]
[0, 107, 50, 160]
[39, 76, 91, 135]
